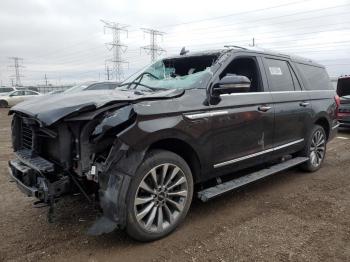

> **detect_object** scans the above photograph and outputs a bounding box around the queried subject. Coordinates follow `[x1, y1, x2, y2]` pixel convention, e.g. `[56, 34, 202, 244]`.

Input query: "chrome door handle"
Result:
[258, 106, 272, 112]
[299, 102, 310, 107]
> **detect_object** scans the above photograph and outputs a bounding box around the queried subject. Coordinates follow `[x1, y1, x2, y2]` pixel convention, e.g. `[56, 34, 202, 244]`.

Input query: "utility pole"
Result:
[141, 28, 166, 62]
[44, 74, 48, 86]
[101, 19, 129, 82]
[8, 57, 24, 87]
[105, 63, 112, 80]
[249, 37, 256, 47]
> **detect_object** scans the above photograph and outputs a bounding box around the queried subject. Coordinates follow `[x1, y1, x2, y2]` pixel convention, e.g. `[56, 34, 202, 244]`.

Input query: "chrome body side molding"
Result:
[214, 139, 305, 168]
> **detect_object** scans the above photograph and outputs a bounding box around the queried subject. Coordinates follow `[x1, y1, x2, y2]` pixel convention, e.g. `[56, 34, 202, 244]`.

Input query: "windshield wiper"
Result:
[117, 82, 167, 91]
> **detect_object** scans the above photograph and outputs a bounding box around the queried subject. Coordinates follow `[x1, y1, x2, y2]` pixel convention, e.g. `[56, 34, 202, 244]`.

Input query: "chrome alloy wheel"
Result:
[133, 163, 189, 233]
[310, 130, 326, 167]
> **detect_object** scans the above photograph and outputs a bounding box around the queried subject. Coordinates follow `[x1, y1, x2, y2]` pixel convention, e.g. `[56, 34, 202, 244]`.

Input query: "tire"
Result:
[299, 125, 327, 172]
[126, 150, 193, 241]
[0, 100, 8, 108]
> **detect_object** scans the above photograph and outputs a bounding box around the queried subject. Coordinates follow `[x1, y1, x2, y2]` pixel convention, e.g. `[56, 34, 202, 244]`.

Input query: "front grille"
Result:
[21, 122, 33, 149]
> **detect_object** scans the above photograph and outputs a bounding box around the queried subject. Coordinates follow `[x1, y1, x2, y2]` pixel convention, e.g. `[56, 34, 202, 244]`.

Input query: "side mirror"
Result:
[213, 75, 251, 95]
[337, 76, 350, 97]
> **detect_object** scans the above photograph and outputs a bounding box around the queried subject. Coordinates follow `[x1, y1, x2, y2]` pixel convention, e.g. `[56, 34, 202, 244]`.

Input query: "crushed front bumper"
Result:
[8, 149, 70, 203]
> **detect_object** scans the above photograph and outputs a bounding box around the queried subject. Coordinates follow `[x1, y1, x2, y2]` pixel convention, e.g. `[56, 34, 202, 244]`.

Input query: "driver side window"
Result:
[220, 57, 262, 92]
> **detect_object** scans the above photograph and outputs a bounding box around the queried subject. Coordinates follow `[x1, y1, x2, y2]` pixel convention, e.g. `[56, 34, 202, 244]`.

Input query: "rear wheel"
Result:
[0, 100, 8, 108]
[126, 150, 193, 241]
[299, 125, 327, 172]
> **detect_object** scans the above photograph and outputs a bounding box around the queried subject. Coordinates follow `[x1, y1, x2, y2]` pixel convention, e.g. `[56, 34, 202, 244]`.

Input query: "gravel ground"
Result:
[1, 108, 350, 262]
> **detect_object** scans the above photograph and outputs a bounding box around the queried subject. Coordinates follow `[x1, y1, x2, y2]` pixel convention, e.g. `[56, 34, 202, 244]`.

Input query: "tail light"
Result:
[335, 95, 341, 119]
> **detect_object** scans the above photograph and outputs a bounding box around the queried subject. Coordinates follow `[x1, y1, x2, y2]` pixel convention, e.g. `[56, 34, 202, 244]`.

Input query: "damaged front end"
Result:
[8, 103, 146, 233]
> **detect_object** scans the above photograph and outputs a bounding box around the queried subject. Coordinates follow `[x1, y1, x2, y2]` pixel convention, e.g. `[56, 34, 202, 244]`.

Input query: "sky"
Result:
[0, 0, 350, 86]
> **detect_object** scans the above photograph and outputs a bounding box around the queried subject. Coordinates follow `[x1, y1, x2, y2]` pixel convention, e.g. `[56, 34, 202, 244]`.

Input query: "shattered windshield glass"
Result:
[120, 55, 219, 91]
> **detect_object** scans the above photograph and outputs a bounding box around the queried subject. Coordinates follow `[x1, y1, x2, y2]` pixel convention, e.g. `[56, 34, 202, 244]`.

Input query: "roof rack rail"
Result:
[223, 45, 247, 50]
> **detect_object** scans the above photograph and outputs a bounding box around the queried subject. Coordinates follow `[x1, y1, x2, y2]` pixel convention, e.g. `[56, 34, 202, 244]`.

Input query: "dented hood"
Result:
[10, 89, 184, 126]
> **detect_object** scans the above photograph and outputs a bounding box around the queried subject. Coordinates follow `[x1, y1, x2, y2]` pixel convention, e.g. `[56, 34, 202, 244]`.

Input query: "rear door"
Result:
[209, 54, 275, 176]
[262, 57, 312, 156]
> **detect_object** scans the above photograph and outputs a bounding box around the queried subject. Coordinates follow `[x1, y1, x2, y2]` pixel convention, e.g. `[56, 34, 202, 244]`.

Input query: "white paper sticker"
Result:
[269, 67, 282, 75]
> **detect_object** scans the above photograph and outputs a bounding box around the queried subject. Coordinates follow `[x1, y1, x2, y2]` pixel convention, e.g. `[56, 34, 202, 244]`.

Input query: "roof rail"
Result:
[223, 45, 247, 50]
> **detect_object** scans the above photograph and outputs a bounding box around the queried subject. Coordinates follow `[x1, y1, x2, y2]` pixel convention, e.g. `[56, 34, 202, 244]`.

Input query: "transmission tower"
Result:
[141, 28, 166, 62]
[8, 57, 24, 87]
[101, 19, 129, 82]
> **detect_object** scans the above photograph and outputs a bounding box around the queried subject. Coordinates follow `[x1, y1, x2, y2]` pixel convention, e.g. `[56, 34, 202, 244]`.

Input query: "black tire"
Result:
[0, 100, 8, 108]
[126, 150, 193, 242]
[299, 125, 327, 172]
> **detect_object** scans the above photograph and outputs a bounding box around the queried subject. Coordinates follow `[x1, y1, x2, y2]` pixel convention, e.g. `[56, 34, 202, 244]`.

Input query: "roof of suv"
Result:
[166, 46, 324, 68]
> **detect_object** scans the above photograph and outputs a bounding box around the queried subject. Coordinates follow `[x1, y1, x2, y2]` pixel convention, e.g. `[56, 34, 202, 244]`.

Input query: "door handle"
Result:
[299, 102, 310, 107]
[258, 105, 272, 112]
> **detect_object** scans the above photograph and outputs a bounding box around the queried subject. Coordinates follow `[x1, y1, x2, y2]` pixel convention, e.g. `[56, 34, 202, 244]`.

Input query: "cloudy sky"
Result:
[0, 0, 349, 86]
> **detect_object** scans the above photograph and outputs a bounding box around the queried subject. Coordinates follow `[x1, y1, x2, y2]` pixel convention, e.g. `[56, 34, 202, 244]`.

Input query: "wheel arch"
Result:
[314, 116, 330, 140]
[147, 138, 202, 183]
[0, 99, 8, 107]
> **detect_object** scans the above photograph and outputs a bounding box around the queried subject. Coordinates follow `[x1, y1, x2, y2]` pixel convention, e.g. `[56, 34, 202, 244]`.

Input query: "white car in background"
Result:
[0, 87, 17, 96]
[0, 90, 41, 108]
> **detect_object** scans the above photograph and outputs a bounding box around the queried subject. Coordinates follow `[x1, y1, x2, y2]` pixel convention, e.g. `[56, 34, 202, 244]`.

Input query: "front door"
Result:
[209, 55, 275, 176]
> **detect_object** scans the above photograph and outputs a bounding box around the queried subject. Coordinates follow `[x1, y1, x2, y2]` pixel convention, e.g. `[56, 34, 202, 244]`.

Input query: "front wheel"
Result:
[299, 125, 327, 172]
[0, 100, 8, 108]
[126, 150, 193, 241]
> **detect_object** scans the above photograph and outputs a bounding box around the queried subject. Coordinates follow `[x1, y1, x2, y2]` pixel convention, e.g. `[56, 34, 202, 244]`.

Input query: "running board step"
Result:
[198, 157, 309, 202]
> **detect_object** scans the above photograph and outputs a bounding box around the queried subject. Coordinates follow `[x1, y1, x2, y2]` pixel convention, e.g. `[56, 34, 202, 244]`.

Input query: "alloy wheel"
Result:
[133, 163, 189, 233]
[309, 130, 326, 167]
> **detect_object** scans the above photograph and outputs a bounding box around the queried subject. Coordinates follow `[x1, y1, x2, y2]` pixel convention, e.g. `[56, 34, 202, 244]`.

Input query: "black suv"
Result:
[8, 47, 339, 241]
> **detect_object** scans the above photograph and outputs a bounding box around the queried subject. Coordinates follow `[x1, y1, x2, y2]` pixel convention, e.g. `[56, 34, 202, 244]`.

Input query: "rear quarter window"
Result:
[295, 63, 332, 90]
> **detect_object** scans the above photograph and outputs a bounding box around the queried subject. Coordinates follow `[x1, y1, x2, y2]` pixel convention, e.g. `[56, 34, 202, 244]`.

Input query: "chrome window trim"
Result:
[220, 90, 334, 96]
[214, 138, 305, 168]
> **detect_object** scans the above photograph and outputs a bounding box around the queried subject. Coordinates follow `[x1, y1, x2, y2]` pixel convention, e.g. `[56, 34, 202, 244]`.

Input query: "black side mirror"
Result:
[213, 74, 251, 95]
[337, 76, 350, 97]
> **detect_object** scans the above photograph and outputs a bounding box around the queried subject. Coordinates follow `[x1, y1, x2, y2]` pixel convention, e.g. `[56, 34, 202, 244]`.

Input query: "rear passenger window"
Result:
[265, 58, 295, 92]
[295, 63, 332, 90]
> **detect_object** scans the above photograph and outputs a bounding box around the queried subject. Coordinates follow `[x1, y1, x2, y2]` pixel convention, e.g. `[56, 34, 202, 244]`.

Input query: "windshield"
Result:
[120, 54, 221, 91]
[64, 83, 91, 93]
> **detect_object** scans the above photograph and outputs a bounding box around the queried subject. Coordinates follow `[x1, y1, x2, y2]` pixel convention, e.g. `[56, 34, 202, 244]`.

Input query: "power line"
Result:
[101, 19, 129, 82]
[141, 28, 166, 62]
[159, 0, 314, 28]
[8, 57, 24, 87]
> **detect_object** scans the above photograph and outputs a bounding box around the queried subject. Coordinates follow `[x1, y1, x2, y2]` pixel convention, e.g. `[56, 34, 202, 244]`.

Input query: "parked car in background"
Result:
[63, 81, 119, 94]
[0, 90, 41, 107]
[337, 75, 350, 127]
[0, 87, 16, 96]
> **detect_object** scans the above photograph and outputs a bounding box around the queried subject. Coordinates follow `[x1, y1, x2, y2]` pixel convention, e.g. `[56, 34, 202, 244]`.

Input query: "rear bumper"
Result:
[338, 112, 350, 127]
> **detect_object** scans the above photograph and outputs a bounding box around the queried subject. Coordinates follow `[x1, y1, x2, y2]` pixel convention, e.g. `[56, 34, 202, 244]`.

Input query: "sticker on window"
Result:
[269, 67, 282, 75]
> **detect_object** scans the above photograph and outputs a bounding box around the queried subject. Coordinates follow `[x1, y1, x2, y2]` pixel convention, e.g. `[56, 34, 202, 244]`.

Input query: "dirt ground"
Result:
[1, 108, 350, 262]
